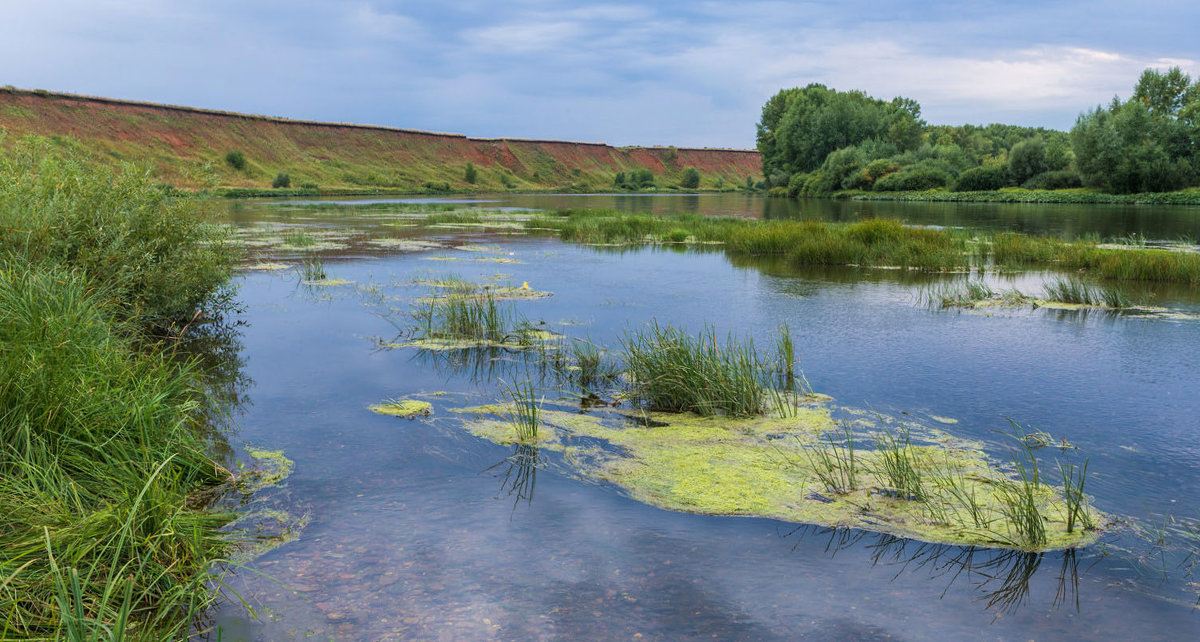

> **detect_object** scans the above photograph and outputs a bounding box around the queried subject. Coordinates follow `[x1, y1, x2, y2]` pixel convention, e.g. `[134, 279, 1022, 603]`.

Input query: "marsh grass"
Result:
[1043, 277, 1102, 306]
[994, 422, 1049, 550]
[298, 255, 326, 281]
[500, 380, 542, 442]
[569, 338, 620, 391]
[806, 422, 859, 494]
[873, 427, 927, 501]
[281, 230, 317, 248]
[1058, 459, 1092, 533]
[414, 294, 514, 343]
[623, 322, 770, 417]
[528, 209, 1200, 284]
[923, 279, 996, 308]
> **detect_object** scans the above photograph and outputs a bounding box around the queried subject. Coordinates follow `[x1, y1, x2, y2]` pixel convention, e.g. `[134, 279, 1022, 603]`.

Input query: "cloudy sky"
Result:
[2, 1, 1197, 148]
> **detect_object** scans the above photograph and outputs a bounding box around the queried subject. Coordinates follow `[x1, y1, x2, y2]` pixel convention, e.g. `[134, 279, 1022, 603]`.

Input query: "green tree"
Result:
[272, 172, 291, 188]
[1007, 138, 1049, 184]
[464, 162, 478, 184]
[680, 167, 700, 189]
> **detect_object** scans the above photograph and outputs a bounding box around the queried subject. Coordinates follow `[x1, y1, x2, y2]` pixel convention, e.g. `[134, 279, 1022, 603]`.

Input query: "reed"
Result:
[622, 322, 769, 417]
[994, 421, 1048, 550]
[873, 427, 927, 501]
[500, 380, 542, 442]
[1058, 459, 1092, 533]
[807, 422, 859, 494]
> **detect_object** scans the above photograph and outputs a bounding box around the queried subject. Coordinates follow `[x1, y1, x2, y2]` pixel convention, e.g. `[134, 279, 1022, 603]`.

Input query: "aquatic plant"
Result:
[923, 279, 996, 308]
[282, 229, 318, 248]
[994, 422, 1049, 549]
[569, 338, 620, 392]
[874, 427, 927, 501]
[1043, 276, 1102, 306]
[806, 422, 859, 494]
[1058, 459, 1092, 533]
[500, 380, 542, 442]
[414, 294, 512, 343]
[299, 254, 326, 281]
[622, 322, 773, 417]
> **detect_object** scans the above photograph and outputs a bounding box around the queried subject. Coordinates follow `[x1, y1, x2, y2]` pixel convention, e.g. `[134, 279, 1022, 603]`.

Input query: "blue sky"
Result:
[2, 1, 1197, 148]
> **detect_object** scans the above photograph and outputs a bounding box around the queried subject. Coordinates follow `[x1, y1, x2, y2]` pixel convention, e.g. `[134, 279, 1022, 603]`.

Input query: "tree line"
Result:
[757, 68, 1200, 196]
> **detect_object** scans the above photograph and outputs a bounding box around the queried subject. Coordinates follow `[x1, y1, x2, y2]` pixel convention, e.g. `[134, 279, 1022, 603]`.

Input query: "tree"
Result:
[1007, 138, 1048, 184]
[756, 84, 926, 179]
[272, 172, 291, 188]
[1072, 68, 1200, 193]
[464, 162, 478, 184]
[680, 167, 700, 189]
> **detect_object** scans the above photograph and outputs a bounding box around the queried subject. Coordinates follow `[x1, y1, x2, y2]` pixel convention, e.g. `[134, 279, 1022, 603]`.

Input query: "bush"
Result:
[681, 167, 701, 189]
[874, 167, 952, 191]
[272, 172, 291, 188]
[1021, 170, 1083, 190]
[954, 165, 1011, 191]
[224, 150, 246, 171]
[0, 136, 234, 326]
[422, 180, 451, 192]
[1008, 138, 1048, 184]
[464, 162, 478, 184]
[631, 168, 655, 189]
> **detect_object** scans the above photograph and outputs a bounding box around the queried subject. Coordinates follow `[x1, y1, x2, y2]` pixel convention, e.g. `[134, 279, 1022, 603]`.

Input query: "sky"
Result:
[2, 1, 1198, 148]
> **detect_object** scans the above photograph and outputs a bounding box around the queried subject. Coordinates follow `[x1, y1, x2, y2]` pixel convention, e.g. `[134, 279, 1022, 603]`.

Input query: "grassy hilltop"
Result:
[0, 87, 760, 194]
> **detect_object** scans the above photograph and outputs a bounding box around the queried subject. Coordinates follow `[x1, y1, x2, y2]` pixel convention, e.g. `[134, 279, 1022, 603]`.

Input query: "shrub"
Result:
[1021, 170, 1083, 190]
[874, 167, 952, 191]
[272, 172, 291, 188]
[954, 165, 1011, 191]
[0, 136, 234, 326]
[680, 167, 701, 189]
[1007, 138, 1049, 184]
[422, 180, 451, 192]
[464, 162, 478, 184]
[224, 150, 246, 171]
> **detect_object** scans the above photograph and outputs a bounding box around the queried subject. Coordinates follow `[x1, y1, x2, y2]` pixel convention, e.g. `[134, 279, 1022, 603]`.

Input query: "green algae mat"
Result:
[451, 398, 1102, 552]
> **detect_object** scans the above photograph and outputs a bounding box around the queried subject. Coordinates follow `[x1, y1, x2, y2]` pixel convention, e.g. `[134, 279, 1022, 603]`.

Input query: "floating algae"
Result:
[423, 256, 523, 264]
[301, 278, 355, 287]
[368, 238, 444, 251]
[451, 400, 1103, 551]
[369, 399, 433, 418]
[242, 262, 291, 271]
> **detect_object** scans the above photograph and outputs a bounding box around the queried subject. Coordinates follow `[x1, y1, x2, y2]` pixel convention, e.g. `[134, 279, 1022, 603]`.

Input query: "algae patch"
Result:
[302, 278, 355, 287]
[451, 401, 1102, 551]
[370, 399, 433, 418]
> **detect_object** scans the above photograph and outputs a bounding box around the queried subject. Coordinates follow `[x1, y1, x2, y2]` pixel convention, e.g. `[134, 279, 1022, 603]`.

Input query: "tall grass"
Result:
[806, 422, 859, 494]
[873, 428, 927, 501]
[414, 294, 514, 343]
[0, 265, 233, 638]
[500, 380, 542, 442]
[623, 323, 771, 417]
[0, 138, 240, 637]
[995, 422, 1049, 550]
[526, 209, 1200, 284]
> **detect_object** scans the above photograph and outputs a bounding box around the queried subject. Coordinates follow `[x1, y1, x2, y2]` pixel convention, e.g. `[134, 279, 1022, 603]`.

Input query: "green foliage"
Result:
[1007, 138, 1049, 184]
[1021, 170, 1082, 190]
[0, 140, 240, 636]
[757, 84, 925, 178]
[0, 135, 234, 327]
[1072, 67, 1200, 193]
[873, 166, 952, 191]
[464, 161, 478, 184]
[225, 149, 246, 170]
[630, 168, 655, 189]
[953, 165, 1011, 191]
[272, 171, 291, 188]
[613, 171, 626, 188]
[680, 166, 701, 189]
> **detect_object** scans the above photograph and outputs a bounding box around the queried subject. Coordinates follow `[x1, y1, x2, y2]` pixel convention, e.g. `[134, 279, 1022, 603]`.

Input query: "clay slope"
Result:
[0, 88, 761, 192]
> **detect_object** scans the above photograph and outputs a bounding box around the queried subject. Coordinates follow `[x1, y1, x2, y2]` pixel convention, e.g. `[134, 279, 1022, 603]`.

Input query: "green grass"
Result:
[500, 380, 542, 443]
[0, 137, 243, 637]
[414, 295, 513, 343]
[806, 422, 859, 494]
[524, 209, 1200, 284]
[995, 422, 1049, 550]
[873, 428, 927, 501]
[622, 322, 797, 417]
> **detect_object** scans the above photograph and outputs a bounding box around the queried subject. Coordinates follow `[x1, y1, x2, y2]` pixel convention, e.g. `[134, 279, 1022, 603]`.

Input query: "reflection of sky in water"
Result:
[206, 201, 1200, 640]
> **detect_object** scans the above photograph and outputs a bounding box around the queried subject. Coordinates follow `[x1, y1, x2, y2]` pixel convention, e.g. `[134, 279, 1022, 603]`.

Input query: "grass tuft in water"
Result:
[1058, 458, 1092, 534]
[500, 380, 542, 442]
[994, 420, 1049, 550]
[873, 427, 927, 501]
[806, 422, 858, 494]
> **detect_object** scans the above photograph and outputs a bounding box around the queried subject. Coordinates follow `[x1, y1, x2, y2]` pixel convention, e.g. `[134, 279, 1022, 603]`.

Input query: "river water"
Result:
[206, 194, 1200, 640]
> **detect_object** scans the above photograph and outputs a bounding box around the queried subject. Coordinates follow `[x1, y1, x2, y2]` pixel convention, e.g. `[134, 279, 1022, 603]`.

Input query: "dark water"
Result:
[207, 195, 1200, 640]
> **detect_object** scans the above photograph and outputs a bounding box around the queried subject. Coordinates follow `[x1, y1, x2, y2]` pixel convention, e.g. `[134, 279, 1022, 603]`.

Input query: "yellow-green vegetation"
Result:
[369, 399, 434, 418]
[452, 402, 1101, 551]
[522, 209, 1200, 284]
[301, 278, 355, 287]
[0, 137, 261, 637]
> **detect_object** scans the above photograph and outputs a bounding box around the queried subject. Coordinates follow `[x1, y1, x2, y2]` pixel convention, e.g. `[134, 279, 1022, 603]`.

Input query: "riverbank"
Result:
[817, 187, 1200, 206]
[0, 87, 760, 193]
[0, 137, 247, 637]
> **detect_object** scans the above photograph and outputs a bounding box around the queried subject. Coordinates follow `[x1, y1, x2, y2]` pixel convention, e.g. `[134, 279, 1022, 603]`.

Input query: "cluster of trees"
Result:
[758, 69, 1200, 196]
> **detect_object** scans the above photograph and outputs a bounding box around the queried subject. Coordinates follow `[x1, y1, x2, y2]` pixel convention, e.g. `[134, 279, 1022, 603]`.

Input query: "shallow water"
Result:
[206, 195, 1200, 640]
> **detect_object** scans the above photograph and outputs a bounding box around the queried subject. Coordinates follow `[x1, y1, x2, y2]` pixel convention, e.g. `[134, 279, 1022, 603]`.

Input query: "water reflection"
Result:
[783, 525, 1083, 618]
[487, 444, 539, 512]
